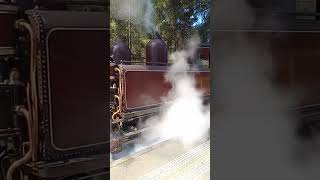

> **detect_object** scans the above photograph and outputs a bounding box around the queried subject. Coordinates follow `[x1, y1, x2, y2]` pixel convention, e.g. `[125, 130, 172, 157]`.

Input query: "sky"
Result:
[193, 15, 204, 26]
[192, 11, 208, 27]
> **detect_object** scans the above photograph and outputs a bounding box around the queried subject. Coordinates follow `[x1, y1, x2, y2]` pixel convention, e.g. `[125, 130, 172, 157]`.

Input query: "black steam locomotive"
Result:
[0, 0, 108, 179]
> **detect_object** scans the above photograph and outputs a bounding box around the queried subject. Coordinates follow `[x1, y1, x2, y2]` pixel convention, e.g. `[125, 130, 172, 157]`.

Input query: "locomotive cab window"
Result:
[197, 46, 210, 68]
[199, 54, 210, 68]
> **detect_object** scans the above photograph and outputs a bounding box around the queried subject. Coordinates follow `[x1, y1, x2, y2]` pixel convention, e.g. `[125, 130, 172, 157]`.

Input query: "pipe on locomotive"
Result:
[112, 67, 124, 129]
[6, 105, 33, 180]
[16, 20, 39, 162]
[6, 20, 38, 179]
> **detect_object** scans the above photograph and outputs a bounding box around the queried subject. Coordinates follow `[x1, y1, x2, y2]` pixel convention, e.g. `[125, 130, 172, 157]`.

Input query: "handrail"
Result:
[16, 20, 38, 162]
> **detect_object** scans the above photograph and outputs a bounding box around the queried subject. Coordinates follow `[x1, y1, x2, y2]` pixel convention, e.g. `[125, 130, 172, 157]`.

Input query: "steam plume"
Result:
[136, 36, 210, 147]
[158, 36, 210, 144]
[110, 0, 157, 33]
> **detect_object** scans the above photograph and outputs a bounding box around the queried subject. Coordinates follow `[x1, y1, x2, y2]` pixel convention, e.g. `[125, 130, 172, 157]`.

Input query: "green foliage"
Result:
[194, 0, 211, 43]
[111, 0, 210, 61]
[111, 18, 150, 60]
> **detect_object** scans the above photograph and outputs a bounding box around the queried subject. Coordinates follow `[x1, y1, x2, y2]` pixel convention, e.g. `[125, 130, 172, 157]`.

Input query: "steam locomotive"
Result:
[0, 0, 108, 179]
[110, 36, 211, 153]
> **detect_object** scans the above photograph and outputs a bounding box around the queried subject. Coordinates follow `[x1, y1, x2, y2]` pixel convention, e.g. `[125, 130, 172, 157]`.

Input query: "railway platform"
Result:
[110, 139, 210, 180]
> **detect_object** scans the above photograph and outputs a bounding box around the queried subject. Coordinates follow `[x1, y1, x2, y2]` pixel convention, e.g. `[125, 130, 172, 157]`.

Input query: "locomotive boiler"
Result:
[0, 0, 108, 179]
[110, 35, 211, 153]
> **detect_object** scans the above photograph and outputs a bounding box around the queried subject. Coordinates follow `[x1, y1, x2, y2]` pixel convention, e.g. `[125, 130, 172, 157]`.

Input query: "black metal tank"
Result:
[145, 34, 168, 66]
[111, 42, 132, 65]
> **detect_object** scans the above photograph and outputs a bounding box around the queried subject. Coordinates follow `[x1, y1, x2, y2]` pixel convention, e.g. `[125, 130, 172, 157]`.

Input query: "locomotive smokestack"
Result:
[154, 31, 161, 38]
[145, 34, 168, 66]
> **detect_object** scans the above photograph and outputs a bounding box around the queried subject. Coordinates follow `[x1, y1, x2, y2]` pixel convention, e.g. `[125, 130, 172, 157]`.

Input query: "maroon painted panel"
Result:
[48, 29, 108, 150]
[124, 70, 170, 110]
[195, 72, 211, 95]
[123, 66, 210, 111]
[0, 13, 16, 47]
[198, 47, 210, 59]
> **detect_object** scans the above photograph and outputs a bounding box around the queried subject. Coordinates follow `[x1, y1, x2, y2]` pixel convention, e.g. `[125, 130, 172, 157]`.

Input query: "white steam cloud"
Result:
[110, 0, 157, 33]
[139, 36, 210, 146]
[158, 36, 210, 144]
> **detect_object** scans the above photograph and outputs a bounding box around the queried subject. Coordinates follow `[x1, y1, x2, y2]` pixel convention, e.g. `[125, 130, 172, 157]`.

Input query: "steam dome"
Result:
[111, 42, 132, 65]
[146, 35, 168, 66]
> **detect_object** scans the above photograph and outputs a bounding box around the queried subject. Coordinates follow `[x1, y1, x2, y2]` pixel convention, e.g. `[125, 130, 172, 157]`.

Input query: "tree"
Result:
[194, 0, 211, 43]
[111, 0, 210, 61]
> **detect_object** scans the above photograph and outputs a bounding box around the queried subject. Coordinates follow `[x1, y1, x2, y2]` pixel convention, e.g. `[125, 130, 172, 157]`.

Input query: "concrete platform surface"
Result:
[110, 140, 210, 180]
